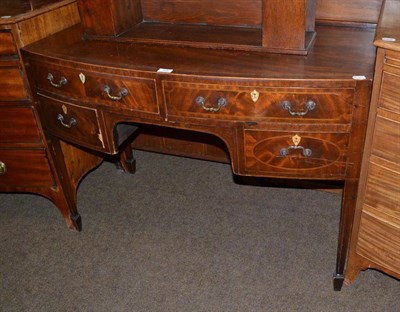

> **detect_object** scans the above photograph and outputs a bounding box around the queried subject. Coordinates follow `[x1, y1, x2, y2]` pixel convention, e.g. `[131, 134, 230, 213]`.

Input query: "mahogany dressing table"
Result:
[20, 0, 382, 290]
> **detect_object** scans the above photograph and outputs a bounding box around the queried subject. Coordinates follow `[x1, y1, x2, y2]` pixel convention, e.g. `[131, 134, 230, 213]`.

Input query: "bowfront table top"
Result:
[24, 24, 376, 80]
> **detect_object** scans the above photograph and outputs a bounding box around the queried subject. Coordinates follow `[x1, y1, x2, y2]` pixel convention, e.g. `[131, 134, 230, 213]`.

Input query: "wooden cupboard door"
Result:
[0, 149, 54, 187]
[0, 67, 28, 101]
[0, 107, 41, 143]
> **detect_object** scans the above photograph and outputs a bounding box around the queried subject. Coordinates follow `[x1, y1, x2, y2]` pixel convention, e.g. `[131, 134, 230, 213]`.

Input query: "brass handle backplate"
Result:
[281, 100, 316, 116]
[47, 73, 68, 88]
[0, 161, 7, 175]
[195, 96, 227, 112]
[279, 134, 312, 157]
[57, 114, 77, 128]
[103, 85, 129, 101]
[280, 146, 312, 157]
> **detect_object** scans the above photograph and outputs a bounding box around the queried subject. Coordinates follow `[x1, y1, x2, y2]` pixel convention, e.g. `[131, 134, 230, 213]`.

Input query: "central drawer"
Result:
[162, 81, 354, 123]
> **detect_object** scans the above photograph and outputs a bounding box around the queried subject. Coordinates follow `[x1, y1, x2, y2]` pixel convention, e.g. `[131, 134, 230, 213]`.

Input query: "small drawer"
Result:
[0, 31, 17, 57]
[0, 67, 28, 101]
[371, 116, 400, 164]
[31, 62, 158, 113]
[84, 73, 158, 113]
[38, 95, 106, 150]
[0, 107, 41, 143]
[0, 148, 54, 188]
[31, 62, 85, 97]
[243, 129, 348, 179]
[163, 81, 354, 123]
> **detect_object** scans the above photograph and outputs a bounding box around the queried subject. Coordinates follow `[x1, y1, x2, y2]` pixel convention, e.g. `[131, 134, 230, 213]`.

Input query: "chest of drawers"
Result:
[346, 0, 400, 283]
[0, 0, 81, 228]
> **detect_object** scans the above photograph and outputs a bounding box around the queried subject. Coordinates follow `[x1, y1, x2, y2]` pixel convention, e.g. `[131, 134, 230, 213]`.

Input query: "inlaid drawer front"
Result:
[38, 95, 106, 150]
[357, 210, 400, 274]
[31, 62, 85, 97]
[0, 67, 28, 101]
[380, 67, 400, 113]
[83, 74, 158, 113]
[32, 62, 158, 113]
[243, 130, 348, 178]
[371, 116, 400, 164]
[0, 149, 54, 187]
[163, 81, 354, 123]
[0, 31, 17, 57]
[0, 107, 41, 143]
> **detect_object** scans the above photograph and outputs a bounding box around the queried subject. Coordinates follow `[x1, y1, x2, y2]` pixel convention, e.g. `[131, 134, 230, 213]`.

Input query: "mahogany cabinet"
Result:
[0, 0, 80, 227]
[346, 0, 400, 284]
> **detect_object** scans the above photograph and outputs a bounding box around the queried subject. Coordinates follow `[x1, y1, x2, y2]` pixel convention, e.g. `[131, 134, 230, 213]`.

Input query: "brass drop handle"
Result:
[0, 161, 7, 175]
[47, 73, 68, 88]
[280, 146, 312, 157]
[103, 85, 128, 101]
[195, 96, 227, 112]
[279, 134, 312, 157]
[57, 114, 77, 128]
[281, 100, 316, 116]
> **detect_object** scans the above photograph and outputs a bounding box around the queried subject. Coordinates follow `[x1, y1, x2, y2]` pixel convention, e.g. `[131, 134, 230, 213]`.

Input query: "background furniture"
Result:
[346, 0, 400, 284]
[0, 0, 80, 228]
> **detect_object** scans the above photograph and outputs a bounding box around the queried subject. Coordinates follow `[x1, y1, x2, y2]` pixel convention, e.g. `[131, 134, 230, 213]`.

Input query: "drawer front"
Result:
[0, 107, 41, 143]
[357, 209, 400, 274]
[83, 73, 158, 112]
[0, 31, 17, 57]
[380, 67, 400, 113]
[0, 67, 28, 101]
[39, 95, 106, 150]
[0, 149, 54, 187]
[364, 162, 400, 221]
[32, 62, 158, 113]
[32, 62, 85, 98]
[243, 130, 348, 178]
[371, 115, 400, 164]
[163, 81, 354, 123]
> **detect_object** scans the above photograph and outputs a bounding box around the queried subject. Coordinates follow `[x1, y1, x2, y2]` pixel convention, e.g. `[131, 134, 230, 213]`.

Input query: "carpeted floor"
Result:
[0, 150, 399, 311]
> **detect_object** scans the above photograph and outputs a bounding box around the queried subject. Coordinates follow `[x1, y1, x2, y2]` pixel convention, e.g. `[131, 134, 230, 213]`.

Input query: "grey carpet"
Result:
[0, 150, 399, 312]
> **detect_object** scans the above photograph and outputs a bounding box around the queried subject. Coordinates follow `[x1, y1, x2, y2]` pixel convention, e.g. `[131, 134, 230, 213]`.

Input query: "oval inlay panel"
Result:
[252, 135, 342, 170]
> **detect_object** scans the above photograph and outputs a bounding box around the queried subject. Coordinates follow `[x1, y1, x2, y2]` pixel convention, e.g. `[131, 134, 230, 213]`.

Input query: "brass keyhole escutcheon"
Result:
[250, 90, 260, 103]
[292, 134, 301, 146]
[0, 161, 7, 175]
